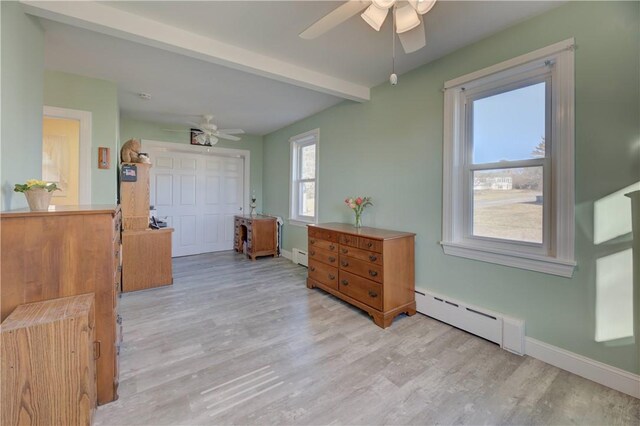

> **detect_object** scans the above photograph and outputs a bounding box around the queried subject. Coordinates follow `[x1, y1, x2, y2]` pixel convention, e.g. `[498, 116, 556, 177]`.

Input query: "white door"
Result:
[146, 148, 244, 257]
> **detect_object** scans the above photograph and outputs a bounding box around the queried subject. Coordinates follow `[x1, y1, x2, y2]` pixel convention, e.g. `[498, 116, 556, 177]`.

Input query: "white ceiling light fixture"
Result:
[300, 1, 438, 55]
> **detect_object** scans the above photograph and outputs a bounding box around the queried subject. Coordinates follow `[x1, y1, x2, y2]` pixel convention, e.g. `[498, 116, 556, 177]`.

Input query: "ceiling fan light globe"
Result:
[210, 136, 219, 145]
[395, 3, 421, 33]
[372, 0, 396, 10]
[410, 0, 437, 15]
[361, 4, 389, 32]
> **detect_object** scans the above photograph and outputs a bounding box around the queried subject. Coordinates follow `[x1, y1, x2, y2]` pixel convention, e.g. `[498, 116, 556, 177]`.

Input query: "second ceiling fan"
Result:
[300, 0, 437, 53]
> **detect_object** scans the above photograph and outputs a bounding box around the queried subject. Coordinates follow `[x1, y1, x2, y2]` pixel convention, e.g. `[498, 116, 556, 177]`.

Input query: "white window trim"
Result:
[289, 129, 319, 226]
[442, 39, 576, 278]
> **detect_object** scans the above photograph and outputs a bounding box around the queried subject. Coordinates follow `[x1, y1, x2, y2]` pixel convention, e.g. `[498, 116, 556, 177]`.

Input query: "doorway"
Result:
[42, 106, 92, 205]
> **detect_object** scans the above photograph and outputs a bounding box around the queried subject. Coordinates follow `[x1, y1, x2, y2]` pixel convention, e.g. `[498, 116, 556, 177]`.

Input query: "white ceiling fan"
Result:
[300, 0, 437, 54]
[164, 115, 244, 146]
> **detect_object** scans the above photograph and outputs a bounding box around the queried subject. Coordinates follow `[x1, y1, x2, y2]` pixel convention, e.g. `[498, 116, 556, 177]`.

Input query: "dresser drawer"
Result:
[308, 227, 339, 243]
[308, 237, 339, 252]
[308, 246, 338, 267]
[339, 271, 382, 310]
[339, 255, 383, 283]
[339, 234, 359, 248]
[308, 260, 338, 290]
[339, 245, 383, 266]
[358, 237, 383, 253]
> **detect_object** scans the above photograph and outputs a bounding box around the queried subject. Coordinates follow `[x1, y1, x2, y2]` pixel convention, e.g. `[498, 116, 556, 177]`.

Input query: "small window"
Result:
[442, 39, 576, 277]
[290, 129, 319, 225]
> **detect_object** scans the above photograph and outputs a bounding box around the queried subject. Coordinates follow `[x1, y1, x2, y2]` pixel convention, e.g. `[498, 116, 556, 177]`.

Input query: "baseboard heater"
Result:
[292, 248, 308, 267]
[415, 289, 525, 355]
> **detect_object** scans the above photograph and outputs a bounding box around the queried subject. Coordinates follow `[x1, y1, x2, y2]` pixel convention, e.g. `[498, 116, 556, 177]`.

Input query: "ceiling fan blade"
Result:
[398, 17, 426, 53]
[410, 0, 437, 15]
[216, 133, 241, 141]
[217, 129, 245, 135]
[299, 0, 370, 39]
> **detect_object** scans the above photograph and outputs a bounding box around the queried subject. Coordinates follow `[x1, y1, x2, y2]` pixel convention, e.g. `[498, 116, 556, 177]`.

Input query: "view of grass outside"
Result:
[473, 188, 543, 243]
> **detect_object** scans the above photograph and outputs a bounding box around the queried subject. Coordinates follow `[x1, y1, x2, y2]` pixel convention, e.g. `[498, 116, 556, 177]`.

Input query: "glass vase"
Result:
[354, 211, 362, 228]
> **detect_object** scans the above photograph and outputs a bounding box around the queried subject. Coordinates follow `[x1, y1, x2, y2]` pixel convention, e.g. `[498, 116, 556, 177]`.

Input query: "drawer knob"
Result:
[367, 242, 373, 248]
[341, 260, 349, 267]
[341, 248, 348, 254]
[341, 280, 349, 286]
[310, 250, 316, 256]
[369, 270, 378, 277]
[310, 239, 316, 244]
[369, 255, 377, 262]
[328, 256, 336, 263]
[368, 290, 378, 298]
[329, 245, 336, 250]
[310, 266, 316, 272]
[328, 274, 335, 280]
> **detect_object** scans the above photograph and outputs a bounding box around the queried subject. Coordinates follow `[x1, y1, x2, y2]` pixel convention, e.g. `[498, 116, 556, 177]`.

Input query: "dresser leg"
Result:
[370, 312, 387, 328]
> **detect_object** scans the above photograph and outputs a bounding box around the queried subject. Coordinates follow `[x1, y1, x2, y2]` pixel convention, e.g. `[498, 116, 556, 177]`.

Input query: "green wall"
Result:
[263, 1, 640, 373]
[1, 2, 45, 210]
[44, 70, 119, 204]
[120, 117, 264, 211]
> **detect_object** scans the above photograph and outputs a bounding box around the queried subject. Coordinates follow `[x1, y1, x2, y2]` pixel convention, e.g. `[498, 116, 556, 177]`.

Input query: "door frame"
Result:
[141, 139, 251, 215]
[43, 106, 92, 204]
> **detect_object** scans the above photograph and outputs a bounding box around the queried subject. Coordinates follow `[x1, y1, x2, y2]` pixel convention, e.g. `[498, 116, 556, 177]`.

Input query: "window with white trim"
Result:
[290, 129, 319, 225]
[442, 39, 576, 277]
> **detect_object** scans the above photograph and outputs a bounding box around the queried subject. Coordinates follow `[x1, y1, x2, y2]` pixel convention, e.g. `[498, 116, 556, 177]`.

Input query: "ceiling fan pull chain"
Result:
[390, 5, 398, 86]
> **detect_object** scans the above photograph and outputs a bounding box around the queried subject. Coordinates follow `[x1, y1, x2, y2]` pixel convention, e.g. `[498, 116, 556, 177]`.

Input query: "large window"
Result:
[290, 129, 319, 224]
[442, 39, 576, 277]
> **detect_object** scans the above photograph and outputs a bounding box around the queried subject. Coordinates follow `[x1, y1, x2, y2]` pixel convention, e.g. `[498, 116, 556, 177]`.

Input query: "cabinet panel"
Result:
[339, 255, 383, 284]
[308, 246, 339, 267]
[339, 245, 383, 266]
[308, 237, 338, 253]
[339, 270, 383, 310]
[308, 260, 338, 290]
[358, 237, 383, 253]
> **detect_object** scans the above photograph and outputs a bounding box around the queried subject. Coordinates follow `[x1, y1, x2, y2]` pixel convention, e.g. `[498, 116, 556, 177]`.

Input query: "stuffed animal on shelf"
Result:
[120, 138, 142, 163]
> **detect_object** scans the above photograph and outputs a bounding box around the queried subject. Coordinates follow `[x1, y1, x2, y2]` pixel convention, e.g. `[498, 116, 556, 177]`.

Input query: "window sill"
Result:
[441, 241, 576, 277]
[288, 219, 315, 228]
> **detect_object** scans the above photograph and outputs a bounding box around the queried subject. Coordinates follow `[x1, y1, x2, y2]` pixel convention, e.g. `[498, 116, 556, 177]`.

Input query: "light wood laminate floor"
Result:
[95, 252, 639, 425]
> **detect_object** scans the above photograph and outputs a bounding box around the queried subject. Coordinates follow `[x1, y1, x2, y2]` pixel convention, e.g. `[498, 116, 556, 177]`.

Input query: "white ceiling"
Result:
[38, 1, 564, 135]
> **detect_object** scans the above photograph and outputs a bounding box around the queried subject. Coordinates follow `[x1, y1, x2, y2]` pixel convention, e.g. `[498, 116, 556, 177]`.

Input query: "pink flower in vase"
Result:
[356, 197, 363, 206]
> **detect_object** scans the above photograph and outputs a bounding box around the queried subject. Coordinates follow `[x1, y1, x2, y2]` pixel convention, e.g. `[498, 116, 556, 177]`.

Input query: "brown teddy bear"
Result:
[120, 139, 142, 163]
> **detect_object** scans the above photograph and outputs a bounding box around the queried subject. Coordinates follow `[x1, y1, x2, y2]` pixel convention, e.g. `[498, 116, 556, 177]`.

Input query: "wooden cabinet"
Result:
[120, 162, 151, 231]
[122, 228, 174, 292]
[234, 215, 277, 260]
[307, 223, 416, 328]
[1, 294, 96, 426]
[119, 161, 174, 292]
[0, 205, 121, 404]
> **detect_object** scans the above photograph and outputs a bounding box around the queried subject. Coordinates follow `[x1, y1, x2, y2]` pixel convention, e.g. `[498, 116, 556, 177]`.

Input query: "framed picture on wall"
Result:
[190, 129, 209, 146]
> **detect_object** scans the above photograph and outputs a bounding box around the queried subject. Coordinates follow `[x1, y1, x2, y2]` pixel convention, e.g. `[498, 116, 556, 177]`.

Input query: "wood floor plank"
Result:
[94, 251, 640, 425]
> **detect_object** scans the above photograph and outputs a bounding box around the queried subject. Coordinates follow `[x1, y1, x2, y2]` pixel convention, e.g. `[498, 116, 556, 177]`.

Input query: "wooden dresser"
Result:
[307, 223, 416, 328]
[234, 214, 277, 260]
[0, 205, 122, 404]
[1, 294, 96, 426]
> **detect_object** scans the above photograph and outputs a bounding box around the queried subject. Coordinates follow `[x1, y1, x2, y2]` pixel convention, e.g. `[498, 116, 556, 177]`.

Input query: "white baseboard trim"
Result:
[525, 337, 640, 399]
[281, 249, 292, 261]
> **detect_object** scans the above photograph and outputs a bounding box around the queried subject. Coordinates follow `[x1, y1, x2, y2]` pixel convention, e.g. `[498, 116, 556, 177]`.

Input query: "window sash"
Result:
[290, 130, 319, 223]
[461, 72, 552, 254]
